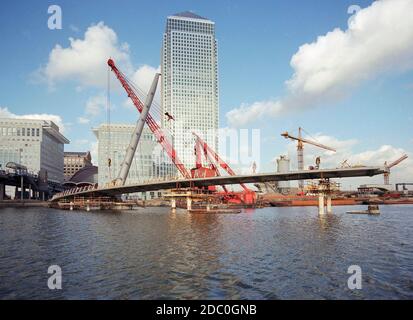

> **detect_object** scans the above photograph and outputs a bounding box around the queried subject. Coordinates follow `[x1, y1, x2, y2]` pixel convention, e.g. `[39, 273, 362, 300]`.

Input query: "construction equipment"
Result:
[108, 58, 258, 204]
[383, 154, 408, 185]
[340, 159, 351, 168]
[192, 133, 256, 204]
[281, 127, 336, 189]
[108, 58, 191, 180]
[114, 73, 160, 186]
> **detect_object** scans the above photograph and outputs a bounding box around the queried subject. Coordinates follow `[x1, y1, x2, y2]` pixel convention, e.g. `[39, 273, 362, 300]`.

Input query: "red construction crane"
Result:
[193, 136, 228, 193]
[192, 133, 256, 204]
[193, 133, 250, 192]
[107, 59, 191, 179]
[383, 154, 408, 185]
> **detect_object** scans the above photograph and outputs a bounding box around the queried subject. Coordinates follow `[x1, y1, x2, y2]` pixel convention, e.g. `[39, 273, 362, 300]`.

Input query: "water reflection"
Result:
[0, 206, 412, 299]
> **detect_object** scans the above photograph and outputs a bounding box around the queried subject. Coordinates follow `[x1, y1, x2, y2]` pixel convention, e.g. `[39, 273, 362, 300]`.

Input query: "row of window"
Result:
[0, 127, 40, 137]
[167, 20, 214, 34]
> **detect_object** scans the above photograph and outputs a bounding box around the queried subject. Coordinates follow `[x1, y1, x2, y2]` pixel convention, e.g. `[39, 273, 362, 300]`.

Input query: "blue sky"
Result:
[0, 0, 412, 186]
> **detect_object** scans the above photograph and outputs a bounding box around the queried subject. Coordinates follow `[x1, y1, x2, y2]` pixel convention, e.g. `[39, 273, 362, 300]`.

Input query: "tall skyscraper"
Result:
[161, 11, 219, 171]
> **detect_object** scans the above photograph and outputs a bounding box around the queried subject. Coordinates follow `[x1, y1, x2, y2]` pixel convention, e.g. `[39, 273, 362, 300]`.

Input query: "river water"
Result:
[0, 205, 412, 299]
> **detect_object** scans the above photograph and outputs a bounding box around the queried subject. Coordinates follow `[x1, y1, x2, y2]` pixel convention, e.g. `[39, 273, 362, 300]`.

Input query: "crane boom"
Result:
[281, 127, 336, 190]
[115, 73, 159, 185]
[194, 137, 229, 193]
[387, 154, 408, 169]
[193, 133, 250, 192]
[383, 154, 408, 184]
[108, 59, 191, 179]
[281, 132, 336, 152]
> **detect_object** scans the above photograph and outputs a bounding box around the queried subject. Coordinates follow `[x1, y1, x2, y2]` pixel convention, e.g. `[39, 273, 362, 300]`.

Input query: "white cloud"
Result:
[227, 0, 413, 127]
[0, 107, 66, 132]
[38, 21, 160, 115]
[39, 22, 132, 88]
[124, 65, 161, 109]
[0, 107, 14, 118]
[226, 100, 282, 126]
[283, 132, 412, 187]
[85, 94, 106, 116]
[131, 65, 161, 95]
[77, 117, 90, 124]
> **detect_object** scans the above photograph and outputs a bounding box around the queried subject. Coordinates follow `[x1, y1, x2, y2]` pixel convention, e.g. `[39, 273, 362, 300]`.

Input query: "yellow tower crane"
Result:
[383, 154, 408, 185]
[281, 127, 336, 189]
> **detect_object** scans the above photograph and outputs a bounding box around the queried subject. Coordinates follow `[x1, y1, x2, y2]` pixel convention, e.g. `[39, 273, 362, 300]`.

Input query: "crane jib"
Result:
[107, 59, 191, 179]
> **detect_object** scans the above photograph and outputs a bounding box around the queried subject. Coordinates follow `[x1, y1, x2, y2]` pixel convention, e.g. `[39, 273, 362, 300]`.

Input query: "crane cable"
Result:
[107, 65, 112, 180]
[117, 69, 178, 178]
[301, 127, 322, 145]
[123, 73, 163, 121]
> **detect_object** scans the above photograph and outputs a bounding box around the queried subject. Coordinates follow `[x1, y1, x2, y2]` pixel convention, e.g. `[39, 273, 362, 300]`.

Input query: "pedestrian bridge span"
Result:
[50, 166, 386, 202]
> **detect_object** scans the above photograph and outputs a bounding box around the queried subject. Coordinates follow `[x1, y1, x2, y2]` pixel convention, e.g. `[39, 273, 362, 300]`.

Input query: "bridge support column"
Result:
[186, 197, 192, 211]
[318, 192, 325, 215]
[86, 200, 90, 212]
[70, 202, 74, 211]
[20, 176, 24, 202]
[326, 195, 332, 214]
[170, 198, 176, 210]
[0, 183, 5, 201]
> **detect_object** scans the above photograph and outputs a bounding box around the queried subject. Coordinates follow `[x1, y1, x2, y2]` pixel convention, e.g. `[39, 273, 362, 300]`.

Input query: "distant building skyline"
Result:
[161, 11, 219, 170]
[1, 2, 412, 187]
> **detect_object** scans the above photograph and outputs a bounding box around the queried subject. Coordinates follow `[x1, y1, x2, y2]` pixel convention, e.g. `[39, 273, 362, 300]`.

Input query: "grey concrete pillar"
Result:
[318, 193, 325, 215]
[186, 197, 192, 211]
[20, 176, 24, 202]
[326, 195, 332, 214]
[0, 183, 5, 201]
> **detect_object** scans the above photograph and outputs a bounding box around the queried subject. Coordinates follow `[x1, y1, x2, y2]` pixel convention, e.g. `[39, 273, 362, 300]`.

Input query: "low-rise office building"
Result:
[64, 151, 93, 181]
[0, 118, 69, 183]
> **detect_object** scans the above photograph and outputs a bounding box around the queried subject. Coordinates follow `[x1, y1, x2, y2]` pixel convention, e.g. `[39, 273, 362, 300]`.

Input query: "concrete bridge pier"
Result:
[317, 179, 335, 215]
[326, 195, 332, 214]
[0, 183, 5, 201]
[186, 197, 192, 211]
[318, 192, 325, 215]
[170, 198, 176, 210]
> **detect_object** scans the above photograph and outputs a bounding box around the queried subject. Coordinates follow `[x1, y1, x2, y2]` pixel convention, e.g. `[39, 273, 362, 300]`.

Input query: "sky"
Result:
[0, 0, 412, 188]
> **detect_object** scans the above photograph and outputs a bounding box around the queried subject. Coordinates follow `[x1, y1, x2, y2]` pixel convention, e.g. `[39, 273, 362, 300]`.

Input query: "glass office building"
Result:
[93, 124, 175, 198]
[161, 11, 219, 172]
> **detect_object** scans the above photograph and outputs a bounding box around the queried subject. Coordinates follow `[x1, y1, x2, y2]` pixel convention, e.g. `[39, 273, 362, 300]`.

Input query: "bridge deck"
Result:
[50, 166, 386, 202]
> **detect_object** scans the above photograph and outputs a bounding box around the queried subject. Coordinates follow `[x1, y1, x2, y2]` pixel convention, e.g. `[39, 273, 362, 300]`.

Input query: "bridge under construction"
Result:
[51, 166, 386, 213]
[50, 58, 388, 214]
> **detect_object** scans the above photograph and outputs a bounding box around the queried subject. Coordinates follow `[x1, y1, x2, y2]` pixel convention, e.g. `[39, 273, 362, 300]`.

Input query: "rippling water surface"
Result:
[0, 205, 412, 299]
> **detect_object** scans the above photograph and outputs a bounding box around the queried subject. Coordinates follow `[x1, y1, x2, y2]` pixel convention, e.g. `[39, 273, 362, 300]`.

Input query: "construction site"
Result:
[48, 58, 412, 214]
